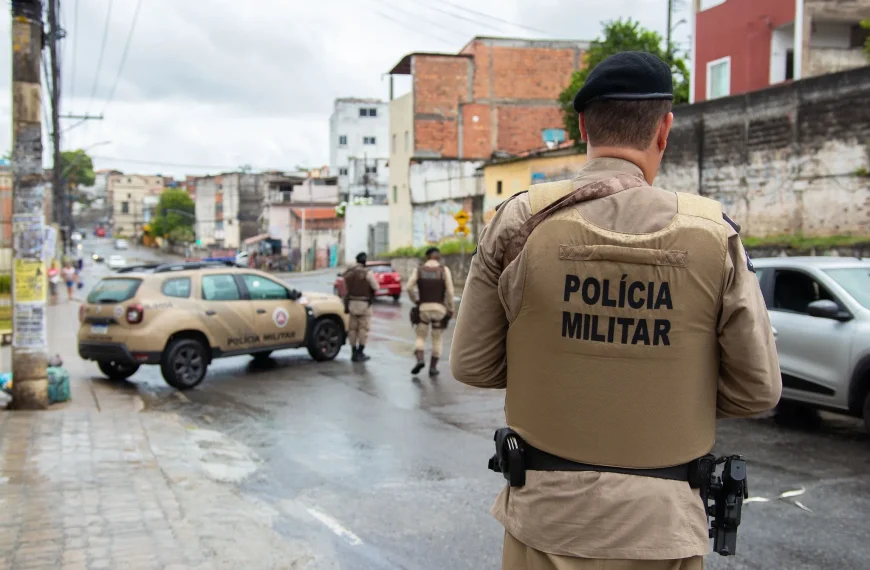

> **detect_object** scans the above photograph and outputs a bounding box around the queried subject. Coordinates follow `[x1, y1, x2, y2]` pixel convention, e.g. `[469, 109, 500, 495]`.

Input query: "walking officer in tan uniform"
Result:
[450, 52, 782, 570]
[342, 252, 379, 362]
[406, 247, 455, 377]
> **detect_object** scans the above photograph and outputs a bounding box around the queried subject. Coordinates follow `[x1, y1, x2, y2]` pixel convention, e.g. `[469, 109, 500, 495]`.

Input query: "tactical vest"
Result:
[345, 265, 373, 301]
[505, 179, 728, 469]
[417, 265, 446, 304]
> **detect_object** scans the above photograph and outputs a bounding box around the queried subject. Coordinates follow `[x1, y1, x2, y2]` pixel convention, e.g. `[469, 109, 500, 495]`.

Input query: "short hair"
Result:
[356, 252, 367, 264]
[425, 247, 439, 258]
[582, 100, 673, 150]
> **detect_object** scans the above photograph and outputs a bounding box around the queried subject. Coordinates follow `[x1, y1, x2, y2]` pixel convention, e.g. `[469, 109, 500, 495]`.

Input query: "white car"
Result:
[108, 255, 126, 270]
[114, 239, 128, 250]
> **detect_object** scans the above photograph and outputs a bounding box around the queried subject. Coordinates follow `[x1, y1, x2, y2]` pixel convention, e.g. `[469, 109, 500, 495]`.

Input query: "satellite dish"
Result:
[542, 128, 566, 149]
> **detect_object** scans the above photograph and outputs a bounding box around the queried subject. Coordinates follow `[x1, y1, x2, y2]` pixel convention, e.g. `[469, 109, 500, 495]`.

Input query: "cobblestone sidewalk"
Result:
[0, 408, 315, 570]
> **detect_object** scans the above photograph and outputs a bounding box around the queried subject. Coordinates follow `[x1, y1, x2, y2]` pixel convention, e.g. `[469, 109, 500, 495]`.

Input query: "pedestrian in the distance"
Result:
[342, 252, 379, 362]
[406, 247, 454, 377]
[61, 261, 77, 302]
[47, 260, 60, 304]
[451, 51, 781, 569]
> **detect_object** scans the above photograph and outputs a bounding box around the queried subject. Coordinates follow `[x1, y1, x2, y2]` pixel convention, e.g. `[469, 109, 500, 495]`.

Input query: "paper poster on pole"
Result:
[43, 225, 57, 262]
[12, 303, 46, 349]
[13, 259, 46, 303]
[12, 213, 45, 259]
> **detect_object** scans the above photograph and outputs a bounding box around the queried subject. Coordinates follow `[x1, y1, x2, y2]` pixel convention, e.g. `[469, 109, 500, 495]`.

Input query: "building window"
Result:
[392, 134, 396, 153]
[339, 167, 348, 176]
[359, 108, 378, 117]
[706, 56, 731, 100]
[365, 166, 377, 174]
[121, 202, 129, 214]
[392, 186, 397, 203]
[496, 181, 503, 195]
[785, 49, 794, 81]
[363, 136, 376, 145]
[404, 131, 409, 152]
[338, 135, 347, 146]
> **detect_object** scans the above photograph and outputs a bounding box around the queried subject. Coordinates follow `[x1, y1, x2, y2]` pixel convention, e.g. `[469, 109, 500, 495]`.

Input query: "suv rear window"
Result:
[368, 265, 394, 274]
[87, 278, 142, 304]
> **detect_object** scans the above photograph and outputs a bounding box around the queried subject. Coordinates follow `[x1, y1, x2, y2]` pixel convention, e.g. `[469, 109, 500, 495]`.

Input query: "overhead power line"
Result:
[102, 0, 145, 113]
[86, 0, 114, 114]
[372, 0, 469, 42]
[89, 155, 285, 171]
[68, 0, 79, 99]
[437, 0, 555, 37]
[414, 2, 510, 36]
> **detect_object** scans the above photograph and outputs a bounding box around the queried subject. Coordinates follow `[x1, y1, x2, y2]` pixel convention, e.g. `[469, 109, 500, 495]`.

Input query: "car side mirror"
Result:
[288, 289, 301, 301]
[807, 299, 852, 321]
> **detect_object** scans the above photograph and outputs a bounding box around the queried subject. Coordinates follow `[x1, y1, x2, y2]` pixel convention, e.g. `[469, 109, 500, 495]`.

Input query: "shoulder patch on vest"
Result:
[722, 212, 741, 233]
[495, 191, 527, 212]
[529, 180, 575, 215]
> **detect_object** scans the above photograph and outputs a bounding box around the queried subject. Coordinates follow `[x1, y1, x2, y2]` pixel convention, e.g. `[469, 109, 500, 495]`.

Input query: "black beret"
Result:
[425, 246, 440, 257]
[356, 252, 367, 264]
[573, 51, 674, 112]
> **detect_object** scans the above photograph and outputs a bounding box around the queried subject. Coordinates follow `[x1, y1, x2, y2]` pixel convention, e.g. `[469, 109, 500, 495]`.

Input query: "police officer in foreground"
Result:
[342, 252, 379, 362]
[450, 52, 782, 569]
[406, 247, 455, 376]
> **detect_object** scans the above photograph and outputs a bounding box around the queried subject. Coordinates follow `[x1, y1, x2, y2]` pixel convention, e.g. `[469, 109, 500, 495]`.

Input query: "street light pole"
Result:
[10, 0, 49, 409]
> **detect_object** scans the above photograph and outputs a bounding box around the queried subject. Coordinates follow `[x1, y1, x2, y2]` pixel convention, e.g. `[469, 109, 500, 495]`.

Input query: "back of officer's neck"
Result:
[587, 146, 659, 185]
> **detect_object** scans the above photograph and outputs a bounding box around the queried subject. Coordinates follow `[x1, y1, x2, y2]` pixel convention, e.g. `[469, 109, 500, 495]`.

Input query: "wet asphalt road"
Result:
[78, 237, 870, 570]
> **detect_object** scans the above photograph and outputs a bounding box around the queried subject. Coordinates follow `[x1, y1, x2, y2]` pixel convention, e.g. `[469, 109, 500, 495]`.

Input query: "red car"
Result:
[95, 227, 106, 238]
[334, 261, 402, 302]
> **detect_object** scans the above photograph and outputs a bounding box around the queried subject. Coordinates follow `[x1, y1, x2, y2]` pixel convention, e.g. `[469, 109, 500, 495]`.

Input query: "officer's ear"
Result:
[657, 112, 674, 154]
[578, 113, 589, 143]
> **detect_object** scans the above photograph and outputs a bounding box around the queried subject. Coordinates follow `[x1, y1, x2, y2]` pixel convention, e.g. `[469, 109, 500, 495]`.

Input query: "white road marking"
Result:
[793, 500, 813, 512]
[778, 487, 806, 499]
[744, 497, 770, 503]
[306, 507, 363, 546]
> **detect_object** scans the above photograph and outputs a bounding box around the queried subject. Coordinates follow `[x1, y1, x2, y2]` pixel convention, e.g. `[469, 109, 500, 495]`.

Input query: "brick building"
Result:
[386, 36, 588, 249]
[691, 0, 870, 103]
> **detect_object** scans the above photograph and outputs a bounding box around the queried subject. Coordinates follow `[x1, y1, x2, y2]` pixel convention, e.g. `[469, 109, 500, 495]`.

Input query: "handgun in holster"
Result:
[487, 427, 526, 487]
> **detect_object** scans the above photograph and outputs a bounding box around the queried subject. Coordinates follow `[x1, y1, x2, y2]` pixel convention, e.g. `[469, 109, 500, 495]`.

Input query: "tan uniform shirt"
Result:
[451, 157, 781, 560]
[406, 260, 456, 317]
[346, 267, 380, 317]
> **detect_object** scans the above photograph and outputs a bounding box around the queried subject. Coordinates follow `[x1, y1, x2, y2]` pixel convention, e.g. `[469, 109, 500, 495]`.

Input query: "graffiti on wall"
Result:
[412, 200, 463, 247]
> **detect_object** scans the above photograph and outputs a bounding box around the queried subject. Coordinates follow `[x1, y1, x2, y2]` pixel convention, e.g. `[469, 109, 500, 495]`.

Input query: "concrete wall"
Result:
[343, 204, 389, 264]
[109, 174, 165, 237]
[389, 93, 415, 249]
[194, 177, 218, 246]
[658, 66, 870, 237]
[330, 99, 390, 196]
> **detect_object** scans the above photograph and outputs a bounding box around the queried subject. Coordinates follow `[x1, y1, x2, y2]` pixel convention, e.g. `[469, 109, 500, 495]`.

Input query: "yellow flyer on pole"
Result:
[14, 259, 47, 303]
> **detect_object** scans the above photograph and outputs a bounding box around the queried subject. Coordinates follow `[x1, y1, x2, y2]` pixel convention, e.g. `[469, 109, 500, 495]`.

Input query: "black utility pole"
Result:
[46, 0, 64, 250]
[666, 0, 673, 54]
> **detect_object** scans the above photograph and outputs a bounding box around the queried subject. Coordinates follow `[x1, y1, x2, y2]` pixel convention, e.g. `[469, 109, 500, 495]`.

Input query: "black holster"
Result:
[488, 428, 526, 487]
[410, 306, 420, 325]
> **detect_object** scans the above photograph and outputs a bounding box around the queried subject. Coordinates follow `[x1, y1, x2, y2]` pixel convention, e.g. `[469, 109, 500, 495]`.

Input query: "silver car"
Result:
[753, 257, 870, 433]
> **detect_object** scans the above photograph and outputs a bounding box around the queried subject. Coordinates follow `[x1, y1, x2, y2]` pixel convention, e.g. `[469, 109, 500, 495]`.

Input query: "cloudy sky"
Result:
[0, 0, 690, 177]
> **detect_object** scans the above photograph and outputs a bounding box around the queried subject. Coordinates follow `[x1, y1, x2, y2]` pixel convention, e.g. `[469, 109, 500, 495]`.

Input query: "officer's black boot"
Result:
[411, 350, 425, 375]
[351, 346, 360, 362]
[357, 345, 371, 362]
[428, 356, 440, 377]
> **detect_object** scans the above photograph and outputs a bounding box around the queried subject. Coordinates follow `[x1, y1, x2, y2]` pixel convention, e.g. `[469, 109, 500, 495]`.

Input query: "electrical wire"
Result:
[101, 0, 145, 113]
[85, 0, 114, 115]
[68, 0, 79, 100]
[89, 155, 283, 171]
[369, 8, 457, 47]
[436, 0, 555, 37]
[413, 2, 509, 36]
[371, 0, 469, 42]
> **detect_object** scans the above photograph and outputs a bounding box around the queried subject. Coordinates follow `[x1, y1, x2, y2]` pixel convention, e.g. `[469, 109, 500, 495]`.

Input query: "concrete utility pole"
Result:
[10, 0, 49, 409]
[666, 0, 673, 52]
[47, 0, 66, 250]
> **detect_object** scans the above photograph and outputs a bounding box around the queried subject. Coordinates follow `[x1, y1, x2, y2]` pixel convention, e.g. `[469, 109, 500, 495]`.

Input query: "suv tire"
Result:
[251, 350, 273, 361]
[161, 338, 208, 390]
[307, 318, 343, 362]
[98, 360, 139, 381]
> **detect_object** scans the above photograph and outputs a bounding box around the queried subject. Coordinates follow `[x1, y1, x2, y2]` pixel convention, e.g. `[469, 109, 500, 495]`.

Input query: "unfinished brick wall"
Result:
[657, 66, 870, 237]
[496, 106, 565, 154]
[415, 118, 459, 157]
[461, 103, 492, 159]
[490, 46, 578, 100]
[412, 56, 471, 116]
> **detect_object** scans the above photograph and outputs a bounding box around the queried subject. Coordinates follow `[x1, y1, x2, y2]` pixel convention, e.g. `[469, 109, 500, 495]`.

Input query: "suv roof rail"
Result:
[153, 260, 240, 273]
[115, 263, 161, 274]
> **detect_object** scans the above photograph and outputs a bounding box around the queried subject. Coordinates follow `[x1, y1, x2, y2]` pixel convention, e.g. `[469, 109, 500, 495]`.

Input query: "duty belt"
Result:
[487, 427, 699, 488]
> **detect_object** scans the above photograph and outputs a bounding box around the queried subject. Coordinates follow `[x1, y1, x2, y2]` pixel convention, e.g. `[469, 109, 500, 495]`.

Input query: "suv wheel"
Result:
[161, 338, 208, 390]
[98, 360, 139, 381]
[251, 350, 273, 361]
[307, 318, 343, 361]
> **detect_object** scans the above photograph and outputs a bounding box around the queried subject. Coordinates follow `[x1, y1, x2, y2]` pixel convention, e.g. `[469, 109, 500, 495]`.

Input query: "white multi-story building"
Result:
[328, 98, 390, 202]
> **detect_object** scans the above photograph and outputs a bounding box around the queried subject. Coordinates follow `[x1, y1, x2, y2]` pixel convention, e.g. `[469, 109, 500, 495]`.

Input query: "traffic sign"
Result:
[454, 226, 470, 236]
[453, 210, 469, 225]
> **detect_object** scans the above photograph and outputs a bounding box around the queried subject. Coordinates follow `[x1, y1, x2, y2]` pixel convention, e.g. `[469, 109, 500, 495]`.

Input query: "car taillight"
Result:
[126, 303, 144, 324]
[79, 305, 85, 323]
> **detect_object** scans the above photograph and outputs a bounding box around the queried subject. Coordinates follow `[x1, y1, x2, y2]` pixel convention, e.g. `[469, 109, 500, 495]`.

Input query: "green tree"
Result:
[59, 149, 95, 188]
[862, 21, 870, 60]
[558, 19, 691, 147]
[150, 189, 195, 242]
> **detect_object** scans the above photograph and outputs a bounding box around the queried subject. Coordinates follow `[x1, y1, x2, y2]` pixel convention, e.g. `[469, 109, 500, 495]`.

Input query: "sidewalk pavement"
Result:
[1, 302, 317, 569]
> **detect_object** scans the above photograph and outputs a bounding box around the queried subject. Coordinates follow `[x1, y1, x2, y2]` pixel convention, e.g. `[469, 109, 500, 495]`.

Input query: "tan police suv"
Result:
[77, 262, 348, 390]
